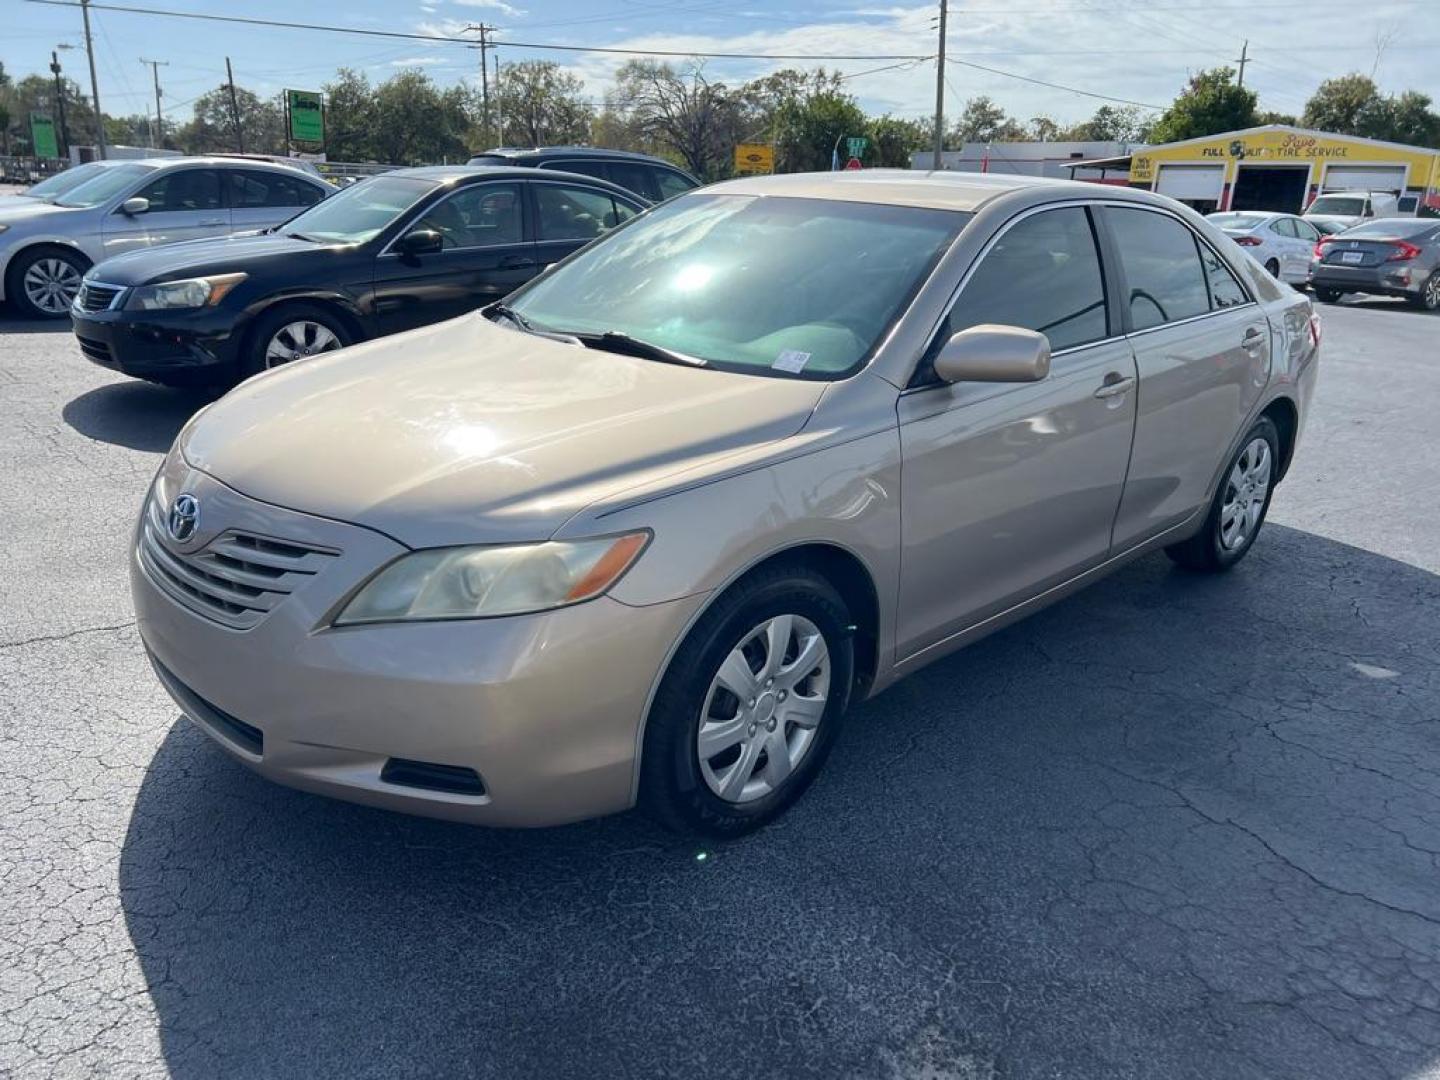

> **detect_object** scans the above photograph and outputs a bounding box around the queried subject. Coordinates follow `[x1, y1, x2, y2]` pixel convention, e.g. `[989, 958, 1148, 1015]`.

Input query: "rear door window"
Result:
[605, 161, 659, 201]
[230, 169, 325, 208]
[535, 183, 632, 242]
[653, 168, 698, 201]
[1107, 207, 1212, 330]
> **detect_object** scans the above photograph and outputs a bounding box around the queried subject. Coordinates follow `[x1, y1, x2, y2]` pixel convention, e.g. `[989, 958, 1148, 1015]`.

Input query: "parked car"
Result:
[131, 171, 1318, 836]
[467, 146, 700, 203]
[0, 161, 120, 208]
[1302, 190, 1403, 233]
[1207, 210, 1322, 283]
[0, 157, 334, 318]
[71, 166, 648, 385]
[207, 152, 327, 180]
[1309, 217, 1440, 309]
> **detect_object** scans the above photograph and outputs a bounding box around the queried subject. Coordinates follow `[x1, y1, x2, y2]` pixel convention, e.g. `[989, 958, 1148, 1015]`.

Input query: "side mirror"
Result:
[933, 324, 1051, 384]
[398, 228, 444, 256]
[120, 196, 150, 216]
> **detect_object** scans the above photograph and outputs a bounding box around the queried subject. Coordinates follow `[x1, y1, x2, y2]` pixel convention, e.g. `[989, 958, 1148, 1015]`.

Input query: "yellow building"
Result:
[1075, 125, 1440, 216]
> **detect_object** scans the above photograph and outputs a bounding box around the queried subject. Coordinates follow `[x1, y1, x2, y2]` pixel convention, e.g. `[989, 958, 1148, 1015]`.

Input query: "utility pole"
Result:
[468, 24, 493, 148]
[139, 58, 168, 148]
[80, 0, 107, 159]
[932, 0, 947, 170]
[50, 48, 71, 157]
[1234, 40, 1249, 88]
[493, 52, 502, 146]
[225, 57, 245, 153]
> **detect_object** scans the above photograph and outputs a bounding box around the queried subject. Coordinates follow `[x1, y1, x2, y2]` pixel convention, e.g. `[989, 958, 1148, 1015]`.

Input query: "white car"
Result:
[1302, 191, 1403, 233]
[0, 157, 334, 318]
[1207, 211, 1322, 284]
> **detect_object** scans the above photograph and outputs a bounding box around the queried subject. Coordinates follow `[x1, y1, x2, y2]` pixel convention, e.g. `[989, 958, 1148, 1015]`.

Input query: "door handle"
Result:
[198, 218, 226, 226]
[1093, 374, 1135, 399]
[498, 255, 535, 270]
[1242, 327, 1266, 348]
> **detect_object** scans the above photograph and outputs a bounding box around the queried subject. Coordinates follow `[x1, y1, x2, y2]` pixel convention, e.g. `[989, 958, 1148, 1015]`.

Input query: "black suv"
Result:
[466, 147, 700, 203]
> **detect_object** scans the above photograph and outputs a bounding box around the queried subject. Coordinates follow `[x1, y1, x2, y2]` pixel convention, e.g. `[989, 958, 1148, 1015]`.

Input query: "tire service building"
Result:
[1071, 125, 1440, 216]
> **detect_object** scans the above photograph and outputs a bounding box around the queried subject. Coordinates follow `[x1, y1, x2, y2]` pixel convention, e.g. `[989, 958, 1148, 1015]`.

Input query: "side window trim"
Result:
[378, 180, 531, 256]
[1092, 202, 1256, 337]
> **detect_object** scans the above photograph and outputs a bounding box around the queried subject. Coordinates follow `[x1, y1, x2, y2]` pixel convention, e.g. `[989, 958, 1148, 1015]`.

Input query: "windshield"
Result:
[277, 175, 436, 243]
[505, 194, 966, 380]
[52, 163, 156, 208]
[22, 163, 107, 200]
[1339, 218, 1435, 240]
[1207, 213, 1268, 231]
[1308, 196, 1365, 216]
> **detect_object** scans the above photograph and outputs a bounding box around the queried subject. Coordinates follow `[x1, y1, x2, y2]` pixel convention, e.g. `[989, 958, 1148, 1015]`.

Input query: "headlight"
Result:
[334, 532, 650, 625]
[126, 273, 246, 311]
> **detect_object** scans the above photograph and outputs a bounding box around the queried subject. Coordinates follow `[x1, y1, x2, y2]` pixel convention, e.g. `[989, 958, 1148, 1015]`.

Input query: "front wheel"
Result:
[1314, 287, 1342, 304]
[6, 247, 88, 319]
[241, 303, 352, 380]
[1165, 416, 1279, 573]
[640, 565, 854, 838]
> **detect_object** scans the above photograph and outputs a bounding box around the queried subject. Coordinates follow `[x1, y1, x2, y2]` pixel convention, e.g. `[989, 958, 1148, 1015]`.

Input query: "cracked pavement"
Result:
[1, 299, 1438, 1078]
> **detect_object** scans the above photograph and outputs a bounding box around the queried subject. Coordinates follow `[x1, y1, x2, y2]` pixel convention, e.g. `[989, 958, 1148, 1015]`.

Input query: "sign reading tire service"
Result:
[287, 90, 324, 145]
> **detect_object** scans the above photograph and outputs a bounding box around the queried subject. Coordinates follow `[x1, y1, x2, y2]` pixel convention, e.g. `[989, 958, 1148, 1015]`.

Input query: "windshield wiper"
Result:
[572, 331, 709, 368]
[488, 302, 538, 332]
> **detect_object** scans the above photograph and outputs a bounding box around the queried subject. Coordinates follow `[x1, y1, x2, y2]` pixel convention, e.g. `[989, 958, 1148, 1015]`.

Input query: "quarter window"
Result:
[416, 183, 523, 249]
[1108, 207, 1211, 330]
[536, 184, 632, 242]
[946, 206, 1109, 352]
[133, 169, 222, 212]
[1270, 218, 1297, 238]
[653, 169, 697, 201]
[606, 162, 658, 200]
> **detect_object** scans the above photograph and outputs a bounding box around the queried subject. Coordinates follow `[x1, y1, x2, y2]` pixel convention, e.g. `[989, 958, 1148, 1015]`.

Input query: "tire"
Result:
[1165, 416, 1280, 573]
[640, 563, 855, 838]
[1264, 258, 1281, 278]
[240, 303, 353, 380]
[1314, 287, 1342, 304]
[1406, 271, 1440, 312]
[5, 246, 89, 319]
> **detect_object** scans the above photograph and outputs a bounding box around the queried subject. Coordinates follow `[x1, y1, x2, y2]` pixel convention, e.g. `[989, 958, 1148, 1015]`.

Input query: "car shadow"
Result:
[62, 382, 216, 452]
[118, 525, 1440, 1079]
[0, 310, 72, 333]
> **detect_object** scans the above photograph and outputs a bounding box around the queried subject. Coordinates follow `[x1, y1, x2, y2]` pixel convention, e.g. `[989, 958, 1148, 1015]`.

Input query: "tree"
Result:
[2, 73, 101, 151]
[1382, 90, 1440, 148]
[867, 114, 930, 166]
[1071, 105, 1149, 142]
[176, 84, 284, 154]
[495, 61, 590, 149]
[1148, 67, 1257, 144]
[1301, 75, 1440, 147]
[770, 91, 868, 172]
[322, 69, 377, 161]
[1028, 115, 1061, 142]
[609, 60, 744, 180]
[367, 70, 473, 165]
[950, 96, 1025, 144]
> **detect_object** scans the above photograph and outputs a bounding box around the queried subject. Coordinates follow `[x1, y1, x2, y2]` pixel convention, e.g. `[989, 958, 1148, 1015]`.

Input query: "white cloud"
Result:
[450, 0, 525, 16]
[390, 55, 450, 66]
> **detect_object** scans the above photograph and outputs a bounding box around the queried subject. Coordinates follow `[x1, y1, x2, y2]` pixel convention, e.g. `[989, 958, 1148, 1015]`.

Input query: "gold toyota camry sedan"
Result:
[133, 171, 1320, 836]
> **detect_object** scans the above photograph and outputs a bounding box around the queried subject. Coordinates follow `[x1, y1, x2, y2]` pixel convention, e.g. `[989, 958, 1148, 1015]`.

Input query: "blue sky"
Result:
[4, 0, 1439, 130]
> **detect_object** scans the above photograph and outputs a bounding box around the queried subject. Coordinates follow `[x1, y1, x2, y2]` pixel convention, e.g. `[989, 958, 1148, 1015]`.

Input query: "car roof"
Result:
[388, 164, 647, 200]
[136, 156, 323, 176]
[476, 146, 679, 165]
[704, 169, 1177, 213]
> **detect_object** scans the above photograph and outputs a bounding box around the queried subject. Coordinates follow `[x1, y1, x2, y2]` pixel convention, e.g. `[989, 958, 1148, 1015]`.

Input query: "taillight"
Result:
[1235, 235, 1263, 246]
[1313, 238, 1332, 259]
[1387, 241, 1421, 262]
[1309, 310, 1322, 349]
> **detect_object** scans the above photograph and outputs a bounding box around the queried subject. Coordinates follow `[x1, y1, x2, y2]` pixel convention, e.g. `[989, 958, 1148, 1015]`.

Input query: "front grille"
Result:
[138, 495, 339, 630]
[75, 335, 114, 364]
[76, 281, 124, 312]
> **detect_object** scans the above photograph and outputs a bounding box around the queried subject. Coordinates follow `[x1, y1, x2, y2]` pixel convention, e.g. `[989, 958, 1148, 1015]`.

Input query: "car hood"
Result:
[179, 314, 827, 548]
[0, 199, 83, 226]
[91, 231, 337, 284]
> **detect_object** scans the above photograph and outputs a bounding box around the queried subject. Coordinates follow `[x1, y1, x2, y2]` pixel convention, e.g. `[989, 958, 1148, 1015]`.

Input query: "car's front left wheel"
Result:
[241, 303, 352, 380]
[640, 564, 854, 837]
[6, 246, 89, 319]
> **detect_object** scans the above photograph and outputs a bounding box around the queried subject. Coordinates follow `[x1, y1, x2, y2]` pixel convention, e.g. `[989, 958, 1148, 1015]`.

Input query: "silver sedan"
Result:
[0, 157, 332, 318]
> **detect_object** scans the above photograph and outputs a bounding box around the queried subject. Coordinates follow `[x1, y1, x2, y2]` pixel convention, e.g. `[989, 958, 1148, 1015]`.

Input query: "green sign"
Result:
[287, 90, 324, 144]
[845, 136, 868, 159]
[30, 113, 59, 159]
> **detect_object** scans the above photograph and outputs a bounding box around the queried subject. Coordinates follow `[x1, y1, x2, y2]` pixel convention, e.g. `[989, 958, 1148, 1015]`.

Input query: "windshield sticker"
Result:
[773, 350, 812, 373]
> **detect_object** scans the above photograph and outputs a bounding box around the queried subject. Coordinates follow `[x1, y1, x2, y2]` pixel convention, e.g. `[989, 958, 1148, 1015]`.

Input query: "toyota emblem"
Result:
[168, 493, 200, 543]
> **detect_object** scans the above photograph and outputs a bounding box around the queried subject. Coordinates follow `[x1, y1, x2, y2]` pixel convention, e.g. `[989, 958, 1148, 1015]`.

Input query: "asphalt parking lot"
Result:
[1, 297, 1437, 1079]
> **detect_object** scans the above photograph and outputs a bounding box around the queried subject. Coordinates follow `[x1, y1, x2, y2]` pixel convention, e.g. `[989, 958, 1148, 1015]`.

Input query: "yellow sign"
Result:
[734, 143, 775, 175]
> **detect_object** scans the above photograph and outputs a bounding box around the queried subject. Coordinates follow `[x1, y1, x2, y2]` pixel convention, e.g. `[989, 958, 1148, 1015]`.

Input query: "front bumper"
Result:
[1309, 262, 1421, 298]
[71, 298, 243, 384]
[133, 455, 706, 827]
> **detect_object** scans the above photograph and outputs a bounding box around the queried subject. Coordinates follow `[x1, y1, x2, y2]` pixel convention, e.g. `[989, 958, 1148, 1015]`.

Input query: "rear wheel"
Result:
[6, 247, 89, 319]
[241, 303, 352, 380]
[640, 564, 853, 838]
[1264, 258, 1281, 278]
[1314, 287, 1342, 304]
[1165, 417, 1279, 573]
[1407, 271, 1440, 311]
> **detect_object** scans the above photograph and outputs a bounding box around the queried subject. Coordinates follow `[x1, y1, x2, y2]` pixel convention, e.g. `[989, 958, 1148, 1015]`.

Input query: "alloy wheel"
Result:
[1219, 437, 1272, 551]
[697, 614, 830, 804]
[1425, 273, 1440, 311]
[264, 320, 342, 368]
[23, 258, 83, 315]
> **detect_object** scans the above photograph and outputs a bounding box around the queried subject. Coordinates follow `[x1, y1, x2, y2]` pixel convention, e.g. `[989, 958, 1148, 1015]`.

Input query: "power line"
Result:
[945, 58, 1164, 110]
[23, 1, 932, 60]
